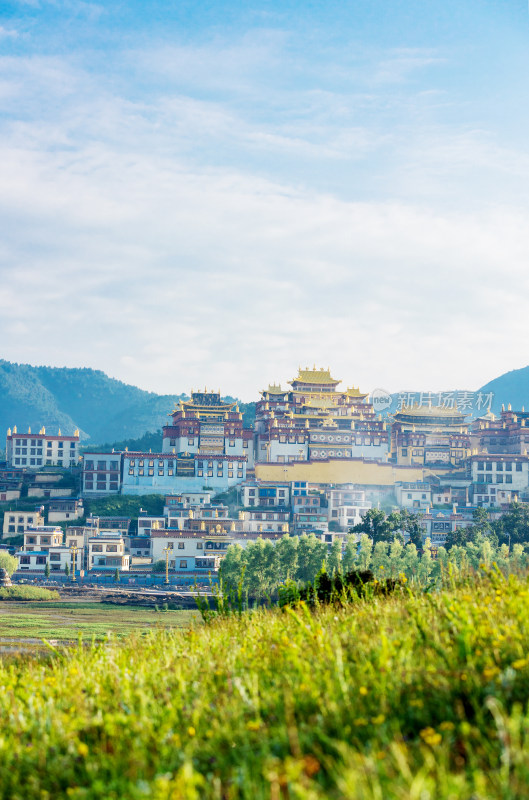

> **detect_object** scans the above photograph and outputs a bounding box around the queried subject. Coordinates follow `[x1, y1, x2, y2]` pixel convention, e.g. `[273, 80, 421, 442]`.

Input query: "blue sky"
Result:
[1, 1, 529, 399]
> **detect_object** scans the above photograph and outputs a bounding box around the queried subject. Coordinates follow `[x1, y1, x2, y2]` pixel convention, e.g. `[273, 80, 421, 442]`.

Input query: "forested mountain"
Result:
[0, 360, 186, 444]
[1, 358, 527, 449]
[478, 366, 529, 416]
[0, 360, 256, 446]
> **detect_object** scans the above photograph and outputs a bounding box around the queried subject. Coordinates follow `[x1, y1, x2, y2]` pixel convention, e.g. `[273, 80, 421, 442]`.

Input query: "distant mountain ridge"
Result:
[0, 360, 187, 445]
[478, 365, 529, 416]
[0, 359, 528, 449]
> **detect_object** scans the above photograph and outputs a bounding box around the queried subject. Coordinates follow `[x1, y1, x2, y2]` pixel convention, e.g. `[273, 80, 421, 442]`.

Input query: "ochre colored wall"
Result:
[255, 459, 428, 486]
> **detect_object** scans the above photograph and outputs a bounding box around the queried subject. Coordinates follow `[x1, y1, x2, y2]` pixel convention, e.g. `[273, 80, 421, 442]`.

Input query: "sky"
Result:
[1, 0, 529, 400]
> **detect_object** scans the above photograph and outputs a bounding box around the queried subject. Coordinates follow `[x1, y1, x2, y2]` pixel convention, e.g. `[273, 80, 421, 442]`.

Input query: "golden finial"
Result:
[7, 427, 11, 437]
[28, 426, 31, 434]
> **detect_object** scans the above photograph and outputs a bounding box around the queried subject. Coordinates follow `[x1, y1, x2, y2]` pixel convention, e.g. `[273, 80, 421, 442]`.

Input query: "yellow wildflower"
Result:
[420, 727, 442, 746]
[483, 666, 499, 680]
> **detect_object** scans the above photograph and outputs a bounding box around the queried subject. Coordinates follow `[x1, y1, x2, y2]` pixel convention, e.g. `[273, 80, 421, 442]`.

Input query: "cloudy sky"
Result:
[2, 0, 529, 400]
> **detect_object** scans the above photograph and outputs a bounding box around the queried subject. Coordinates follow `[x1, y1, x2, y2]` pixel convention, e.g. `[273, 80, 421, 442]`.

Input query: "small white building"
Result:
[23, 526, 63, 551]
[16, 550, 48, 573]
[88, 535, 130, 571]
[164, 492, 212, 512]
[82, 453, 122, 496]
[395, 482, 432, 511]
[48, 498, 84, 523]
[3, 509, 45, 539]
[6, 426, 80, 469]
[240, 482, 291, 508]
[137, 516, 166, 536]
[239, 509, 290, 533]
[469, 455, 529, 492]
[47, 546, 76, 574]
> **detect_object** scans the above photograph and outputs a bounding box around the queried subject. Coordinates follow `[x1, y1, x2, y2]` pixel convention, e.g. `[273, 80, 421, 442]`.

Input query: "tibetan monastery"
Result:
[120, 390, 254, 496]
[390, 404, 471, 469]
[255, 367, 388, 463]
[162, 389, 254, 463]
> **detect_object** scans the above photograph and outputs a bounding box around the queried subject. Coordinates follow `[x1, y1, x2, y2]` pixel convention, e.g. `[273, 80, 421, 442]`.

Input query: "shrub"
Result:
[0, 551, 18, 576]
[0, 586, 60, 601]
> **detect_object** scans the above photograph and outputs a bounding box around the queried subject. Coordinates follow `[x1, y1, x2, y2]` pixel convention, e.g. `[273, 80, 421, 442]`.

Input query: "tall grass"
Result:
[2, 571, 529, 797]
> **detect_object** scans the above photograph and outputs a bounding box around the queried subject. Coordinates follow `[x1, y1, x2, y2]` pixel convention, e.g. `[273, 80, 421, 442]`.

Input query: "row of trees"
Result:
[220, 532, 529, 598]
[219, 503, 529, 598]
[351, 503, 529, 549]
[220, 534, 340, 599]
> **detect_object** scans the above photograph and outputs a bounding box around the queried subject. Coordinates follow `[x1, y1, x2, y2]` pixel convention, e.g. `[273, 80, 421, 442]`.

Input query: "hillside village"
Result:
[3, 364, 529, 584]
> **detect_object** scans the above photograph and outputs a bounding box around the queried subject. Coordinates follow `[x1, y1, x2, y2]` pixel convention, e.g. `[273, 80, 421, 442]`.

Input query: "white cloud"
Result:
[1, 35, 529, 400]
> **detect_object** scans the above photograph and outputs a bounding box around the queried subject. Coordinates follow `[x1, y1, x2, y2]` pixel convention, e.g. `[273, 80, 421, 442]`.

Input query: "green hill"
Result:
[0, 360, 256, 447]
[0, 360, 186, 445]
[478, 365, 529, 416]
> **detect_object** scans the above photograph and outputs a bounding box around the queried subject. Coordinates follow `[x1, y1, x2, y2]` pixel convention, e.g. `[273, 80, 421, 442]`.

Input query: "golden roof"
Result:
[393, 404, 467, 419]
[263, 383, 285, 395]
[304, 396, 337, 409]
[290, 366, 340, 385]
[346, 386, 368, 398]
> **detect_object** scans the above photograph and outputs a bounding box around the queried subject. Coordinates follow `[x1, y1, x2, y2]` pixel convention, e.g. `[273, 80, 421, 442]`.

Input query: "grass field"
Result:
[0, 601, 199, 650]
[2, 571, 529, 798]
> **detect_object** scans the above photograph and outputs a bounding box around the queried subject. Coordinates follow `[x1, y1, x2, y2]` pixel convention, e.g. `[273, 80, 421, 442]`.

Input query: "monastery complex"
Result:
[6, 364, 529, 505]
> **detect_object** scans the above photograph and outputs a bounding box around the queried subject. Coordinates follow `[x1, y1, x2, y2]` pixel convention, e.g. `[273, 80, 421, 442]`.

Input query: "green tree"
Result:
[44, 561, 50, 580]
[326, 539, 342, 575]
[388, 538, 404, 578]
[64, 562, 70, 577]
[403, 543, 419, 578]
[275, 536, 298, 581]
[218, 544, 244, 591]
[114, 568, 120, 582]
[0, 551, 18, 576]
[494, 502, 529, 547]
[242, 539, 278, 599]
[431, 545, 448, 580]
[372, 541, 389, 576]
[356, 534, 373, 571]
[295, 534, 328, 583]
[397, 510, 424, 550]
[445, 526, 473, 549]
[342, 534, 357, 572]
[417, 538, 433, 582]
[511, 543, 527, 572]
[478, 537, 494, 568]
[152, 559, 166, 573]
[351, 509, 394, 544]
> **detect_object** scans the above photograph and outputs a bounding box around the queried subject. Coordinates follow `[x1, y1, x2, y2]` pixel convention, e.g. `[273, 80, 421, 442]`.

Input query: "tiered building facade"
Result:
[390, 405, 471, 469]
[121, 390, 253, 495]
[255, 367, 388, 463]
